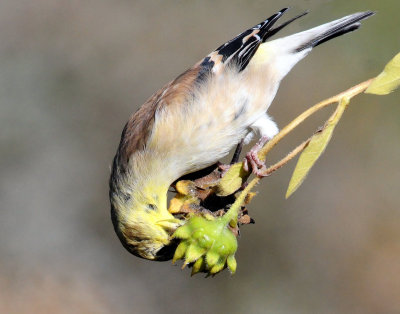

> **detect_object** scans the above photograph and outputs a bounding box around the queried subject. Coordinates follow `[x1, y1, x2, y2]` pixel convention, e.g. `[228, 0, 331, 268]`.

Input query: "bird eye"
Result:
[147, 204, 156, 211]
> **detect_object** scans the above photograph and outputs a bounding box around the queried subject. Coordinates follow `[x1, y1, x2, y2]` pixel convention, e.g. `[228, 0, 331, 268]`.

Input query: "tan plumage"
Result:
[109, 8, 374, 260]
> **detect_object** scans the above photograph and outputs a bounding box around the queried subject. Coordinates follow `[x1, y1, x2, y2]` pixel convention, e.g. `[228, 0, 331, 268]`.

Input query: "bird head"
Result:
[110, 187, 182, 261]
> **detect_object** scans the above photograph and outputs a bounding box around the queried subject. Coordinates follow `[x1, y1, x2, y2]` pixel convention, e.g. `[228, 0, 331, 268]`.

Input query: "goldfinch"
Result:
[109, 8, 373, 260]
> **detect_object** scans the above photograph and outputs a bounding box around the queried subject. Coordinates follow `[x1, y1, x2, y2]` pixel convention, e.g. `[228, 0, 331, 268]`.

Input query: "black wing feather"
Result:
[196, 8, 308, 81]
[214, 8, 297, 71]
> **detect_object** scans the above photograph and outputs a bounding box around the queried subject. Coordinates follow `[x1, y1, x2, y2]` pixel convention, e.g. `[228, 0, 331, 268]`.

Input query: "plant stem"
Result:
[222, 176, 259, 225]
[258, 78, 374, 162]
[228, 78, 373, 220]
[262, 138, 311, 176]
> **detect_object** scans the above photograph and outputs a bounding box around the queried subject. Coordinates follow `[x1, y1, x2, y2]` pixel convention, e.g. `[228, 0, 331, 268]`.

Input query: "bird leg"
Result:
[243, 136, 270, 177]
[230, 139, 244, 164]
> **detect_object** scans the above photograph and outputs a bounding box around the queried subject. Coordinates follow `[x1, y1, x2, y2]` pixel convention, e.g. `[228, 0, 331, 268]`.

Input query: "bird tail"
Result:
[251, 11, 374, 77]
[286, 11, 374, 52]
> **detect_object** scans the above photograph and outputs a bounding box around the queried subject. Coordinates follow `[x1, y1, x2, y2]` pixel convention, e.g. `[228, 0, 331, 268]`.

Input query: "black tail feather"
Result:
[296, 11, 375, 52]
[263, 11, 309, 42]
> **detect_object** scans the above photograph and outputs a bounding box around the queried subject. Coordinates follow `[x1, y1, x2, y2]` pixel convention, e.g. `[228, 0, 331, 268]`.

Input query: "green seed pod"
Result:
[172, 241, 188, 263]
[185, 243, 206, 264]
[191, 257, 205, 276]
[227, 255, 237, 274]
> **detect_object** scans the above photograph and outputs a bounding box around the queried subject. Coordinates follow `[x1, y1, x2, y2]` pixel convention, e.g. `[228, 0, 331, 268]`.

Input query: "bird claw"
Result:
[243, 136, 270, 177]
[244, 152, 268, 177]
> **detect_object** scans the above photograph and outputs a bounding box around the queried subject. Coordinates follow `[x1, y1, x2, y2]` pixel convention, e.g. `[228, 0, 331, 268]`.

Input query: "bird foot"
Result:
[243, 136, 270, 177]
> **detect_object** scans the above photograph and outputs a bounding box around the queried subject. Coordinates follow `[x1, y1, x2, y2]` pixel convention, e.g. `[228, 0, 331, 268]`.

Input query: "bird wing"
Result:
[204, 8, 308, 72]
[115, 8, 309, 166]
[117, 67, 201, 165]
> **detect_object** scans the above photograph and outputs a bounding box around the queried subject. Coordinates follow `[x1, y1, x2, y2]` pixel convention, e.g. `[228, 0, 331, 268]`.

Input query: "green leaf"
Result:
[366, 52, 400, 95]
[286, 97, 350, 198]
[215, 163, 248, 196]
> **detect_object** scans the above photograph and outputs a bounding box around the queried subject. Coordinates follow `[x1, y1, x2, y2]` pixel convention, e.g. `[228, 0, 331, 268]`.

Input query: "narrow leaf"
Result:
[366, 52, 400, 95]
[286, 98, 350, 198]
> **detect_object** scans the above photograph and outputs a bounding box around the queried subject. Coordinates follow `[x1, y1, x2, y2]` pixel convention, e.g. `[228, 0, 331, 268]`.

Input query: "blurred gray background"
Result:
[1, 0, 399, 313]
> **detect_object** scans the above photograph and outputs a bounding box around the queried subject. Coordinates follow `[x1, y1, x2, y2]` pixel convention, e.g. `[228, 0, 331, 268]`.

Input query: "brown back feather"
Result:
[116, 66, 201, 167]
